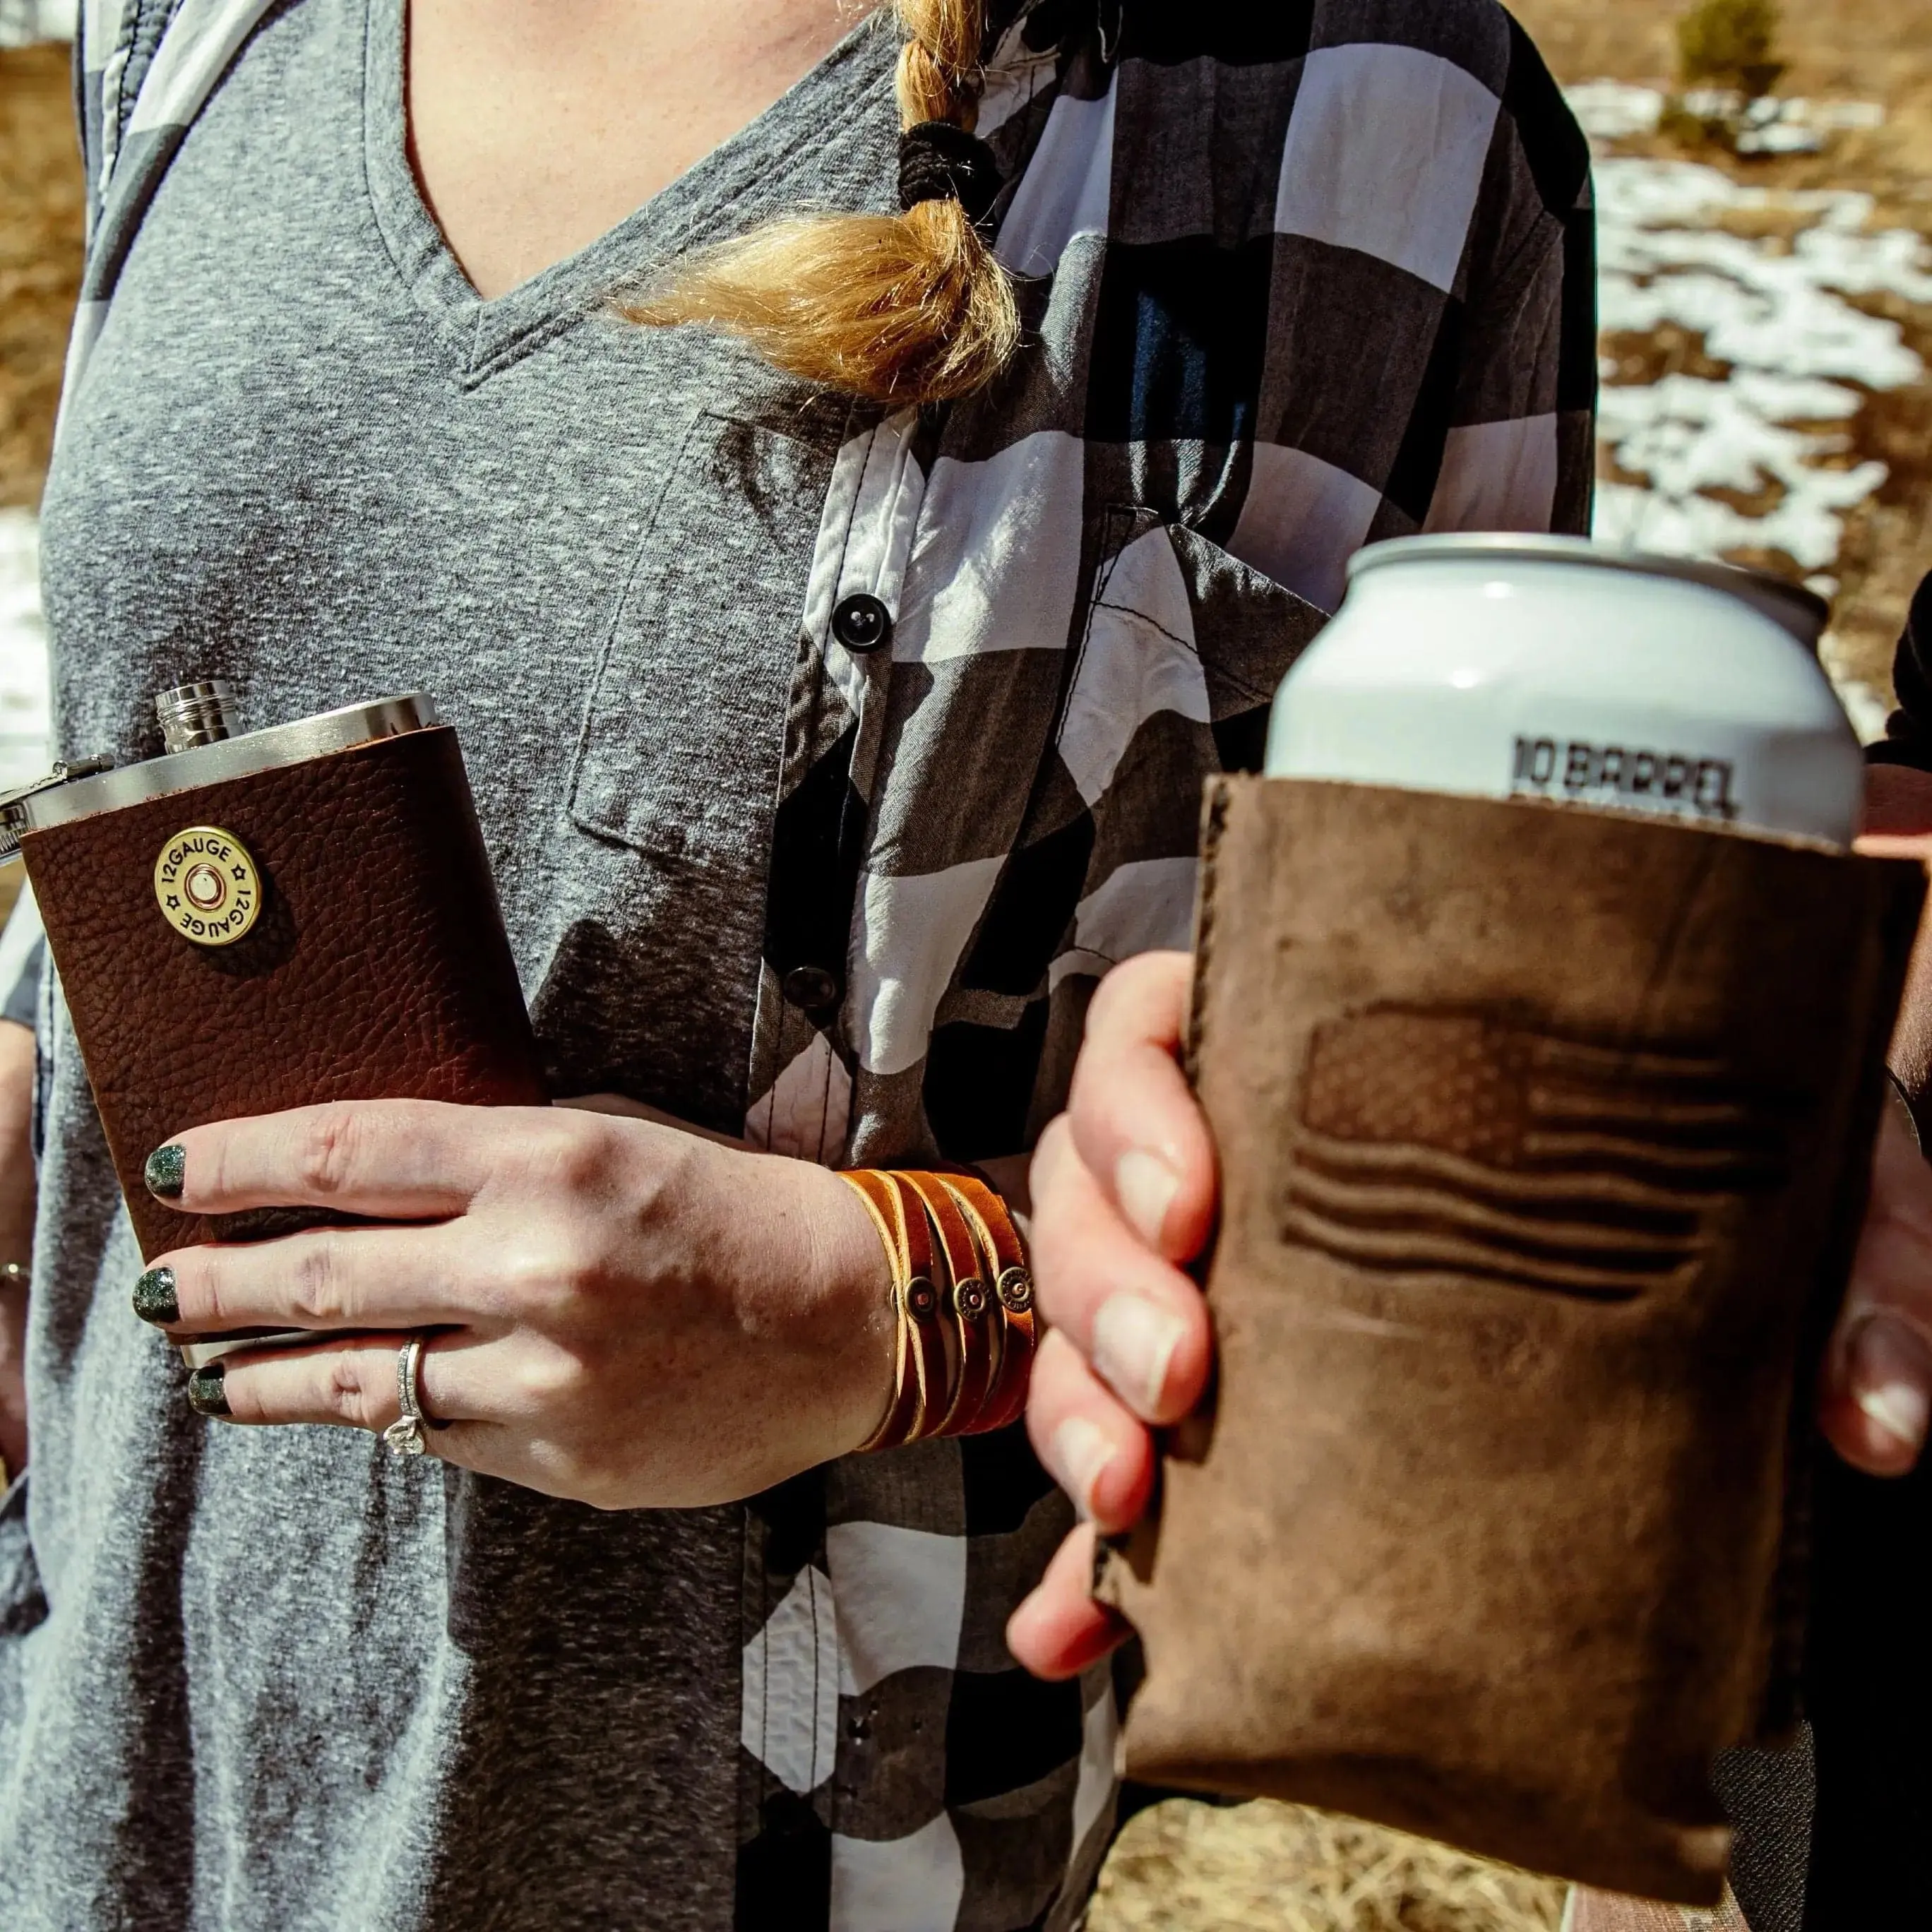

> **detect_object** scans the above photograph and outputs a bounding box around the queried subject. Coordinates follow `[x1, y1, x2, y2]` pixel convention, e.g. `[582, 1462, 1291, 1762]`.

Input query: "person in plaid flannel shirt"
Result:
[0, 0, 1618, 1928]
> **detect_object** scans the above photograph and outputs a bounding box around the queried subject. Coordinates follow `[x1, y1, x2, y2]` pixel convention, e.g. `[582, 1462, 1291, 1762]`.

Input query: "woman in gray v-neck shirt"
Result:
[18, 10, 910, 1926]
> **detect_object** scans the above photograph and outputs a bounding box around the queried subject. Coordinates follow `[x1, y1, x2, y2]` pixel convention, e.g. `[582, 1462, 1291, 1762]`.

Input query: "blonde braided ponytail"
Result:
[627, 0, 1020, 404]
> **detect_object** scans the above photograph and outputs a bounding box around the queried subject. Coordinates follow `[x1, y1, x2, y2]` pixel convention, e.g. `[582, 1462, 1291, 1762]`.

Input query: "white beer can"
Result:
[1263, 535, 1865, 848]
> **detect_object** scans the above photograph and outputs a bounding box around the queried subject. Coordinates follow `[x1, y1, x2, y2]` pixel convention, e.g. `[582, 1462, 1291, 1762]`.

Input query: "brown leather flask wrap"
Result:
[1097, 775, 1924, 1903]
[21, 724, 545, 1261]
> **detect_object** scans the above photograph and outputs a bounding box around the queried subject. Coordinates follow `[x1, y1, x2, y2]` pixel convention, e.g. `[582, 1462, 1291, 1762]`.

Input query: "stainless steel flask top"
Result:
[155, 680, 244, 753]
[0, 691, 442, 853]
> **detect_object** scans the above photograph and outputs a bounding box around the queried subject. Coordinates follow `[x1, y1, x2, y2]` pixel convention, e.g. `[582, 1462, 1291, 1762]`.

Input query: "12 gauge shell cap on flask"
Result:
[1263, 535, 1866, 848]
[153, 825, 261, 946]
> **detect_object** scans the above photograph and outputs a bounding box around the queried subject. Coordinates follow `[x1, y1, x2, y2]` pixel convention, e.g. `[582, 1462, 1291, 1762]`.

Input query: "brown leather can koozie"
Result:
[1096, 775, 1926, 1903]
[20, 723, 544, 1263]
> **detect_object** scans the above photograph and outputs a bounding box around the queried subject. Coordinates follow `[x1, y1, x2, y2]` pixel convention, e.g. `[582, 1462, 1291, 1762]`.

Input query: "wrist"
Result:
[770, 1155, 898, 1462]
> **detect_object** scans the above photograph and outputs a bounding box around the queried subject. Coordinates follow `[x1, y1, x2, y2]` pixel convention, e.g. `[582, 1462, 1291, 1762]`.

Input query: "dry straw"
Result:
[1088, 1800, 1570, 1932]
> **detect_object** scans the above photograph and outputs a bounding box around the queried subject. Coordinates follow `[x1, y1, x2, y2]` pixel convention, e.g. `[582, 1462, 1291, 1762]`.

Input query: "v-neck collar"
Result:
[359, 0, 899, 384]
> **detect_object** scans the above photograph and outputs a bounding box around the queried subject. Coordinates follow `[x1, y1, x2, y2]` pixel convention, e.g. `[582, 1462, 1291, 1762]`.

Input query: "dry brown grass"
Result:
[1511, 0, 1932, 135]
[0, 41, 83, 510]
[1089, 1801, 1570, 1932]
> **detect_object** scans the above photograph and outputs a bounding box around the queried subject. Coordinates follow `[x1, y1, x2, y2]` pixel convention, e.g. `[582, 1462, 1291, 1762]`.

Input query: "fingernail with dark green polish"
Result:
[145, 1144, 186, 1200]
[186, 1363, 228, 1417]
[132, 1265, 178, 1325]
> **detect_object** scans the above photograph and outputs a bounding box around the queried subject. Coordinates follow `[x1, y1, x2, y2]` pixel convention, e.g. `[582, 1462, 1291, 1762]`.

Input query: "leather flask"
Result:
[1, 684, 546, 1356]
[1096, 775, 1925, 1904]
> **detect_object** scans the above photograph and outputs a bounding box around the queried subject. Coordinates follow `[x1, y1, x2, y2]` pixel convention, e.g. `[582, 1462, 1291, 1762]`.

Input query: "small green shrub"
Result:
[1677, 0, 1786, 99]
[1658, 101, 1738, 150]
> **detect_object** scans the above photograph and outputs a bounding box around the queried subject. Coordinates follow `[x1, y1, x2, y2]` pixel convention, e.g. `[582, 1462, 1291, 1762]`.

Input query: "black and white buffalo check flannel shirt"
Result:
[39, 1, 1595, 1926]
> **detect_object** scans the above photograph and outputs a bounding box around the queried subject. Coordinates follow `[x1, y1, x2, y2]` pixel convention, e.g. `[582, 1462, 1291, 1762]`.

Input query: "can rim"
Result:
[1344, 535, 1831, 648]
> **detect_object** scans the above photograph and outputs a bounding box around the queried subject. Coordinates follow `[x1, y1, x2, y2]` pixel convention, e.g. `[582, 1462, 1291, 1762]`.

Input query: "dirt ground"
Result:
[4, 6, 1931, 1929]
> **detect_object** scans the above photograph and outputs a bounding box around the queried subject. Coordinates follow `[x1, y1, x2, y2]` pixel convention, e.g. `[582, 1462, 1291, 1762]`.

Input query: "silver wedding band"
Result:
[382, 1335, 431, 1459]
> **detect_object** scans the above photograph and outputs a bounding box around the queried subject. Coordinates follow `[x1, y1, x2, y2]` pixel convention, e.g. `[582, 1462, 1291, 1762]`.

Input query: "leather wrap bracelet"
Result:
[937, 1172, 1037, 1432]
[900, 1172, 994, 1437]
[843, 1169, 945, 1450]
[842, 1168, 1035, 1452]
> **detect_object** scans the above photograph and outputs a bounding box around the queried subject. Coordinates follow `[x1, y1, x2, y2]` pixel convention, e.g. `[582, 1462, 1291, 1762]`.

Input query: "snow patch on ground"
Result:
[1581, 127, 1932, 737]
[0, 513, 52, 791]
[1597, 372, 1885, 577]
[1822, 632, 1897, 741]
[1569, 82, 1672, 143]
[0, 1, 76, 47]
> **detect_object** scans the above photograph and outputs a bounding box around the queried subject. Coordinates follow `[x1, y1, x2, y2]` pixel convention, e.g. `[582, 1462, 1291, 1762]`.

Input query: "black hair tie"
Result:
[898, 121, 1004, 231]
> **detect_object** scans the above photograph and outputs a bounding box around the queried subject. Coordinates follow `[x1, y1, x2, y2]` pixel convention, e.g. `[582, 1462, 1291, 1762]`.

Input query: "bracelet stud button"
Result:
[996, 1266, 1033, 1315]
[907, 1275, 938, 1320]
[954, 1277, 987, 1318]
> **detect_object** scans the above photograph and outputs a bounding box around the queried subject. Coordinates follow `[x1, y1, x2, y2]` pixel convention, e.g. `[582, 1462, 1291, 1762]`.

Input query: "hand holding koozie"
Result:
[1038, 539, 1926, 1902]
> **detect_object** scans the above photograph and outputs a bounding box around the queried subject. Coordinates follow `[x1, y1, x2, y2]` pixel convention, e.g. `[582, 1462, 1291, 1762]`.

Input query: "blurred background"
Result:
[3, 2, 1928, 1927]
[0, 2, 76, 797]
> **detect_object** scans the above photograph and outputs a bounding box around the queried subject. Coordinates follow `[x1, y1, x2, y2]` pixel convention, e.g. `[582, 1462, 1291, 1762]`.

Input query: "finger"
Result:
[1856, 759, 1932, 837]
[1855, 822, 1932, 1098]
[139, 1221, 491, 1337]
[184, 1335, 654, 1509]
[1028, 1114, 1213, 1424]
[147, 1099, 560, 1218]
[1025, 1327, 1155, 1532]
[186, 1330, 489, 1434]
[1006, 1522, 1133, 1682]
[1819, 1100, 1932, 1476]
[1065, 951, 1216, 1263]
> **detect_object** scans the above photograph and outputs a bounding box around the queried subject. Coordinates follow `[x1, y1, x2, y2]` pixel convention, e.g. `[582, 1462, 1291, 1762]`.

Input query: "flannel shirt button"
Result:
[831, 593, 893, 653]
[782, 965, 841, 1010]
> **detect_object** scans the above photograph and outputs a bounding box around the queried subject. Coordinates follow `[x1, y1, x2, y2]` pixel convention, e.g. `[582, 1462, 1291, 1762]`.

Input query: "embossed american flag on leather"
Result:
[1284, 1008, 1789, 1299]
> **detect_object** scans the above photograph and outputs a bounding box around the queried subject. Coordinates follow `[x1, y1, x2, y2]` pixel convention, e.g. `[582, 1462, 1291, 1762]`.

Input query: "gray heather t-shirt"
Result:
[1, 1, 900, 1924]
